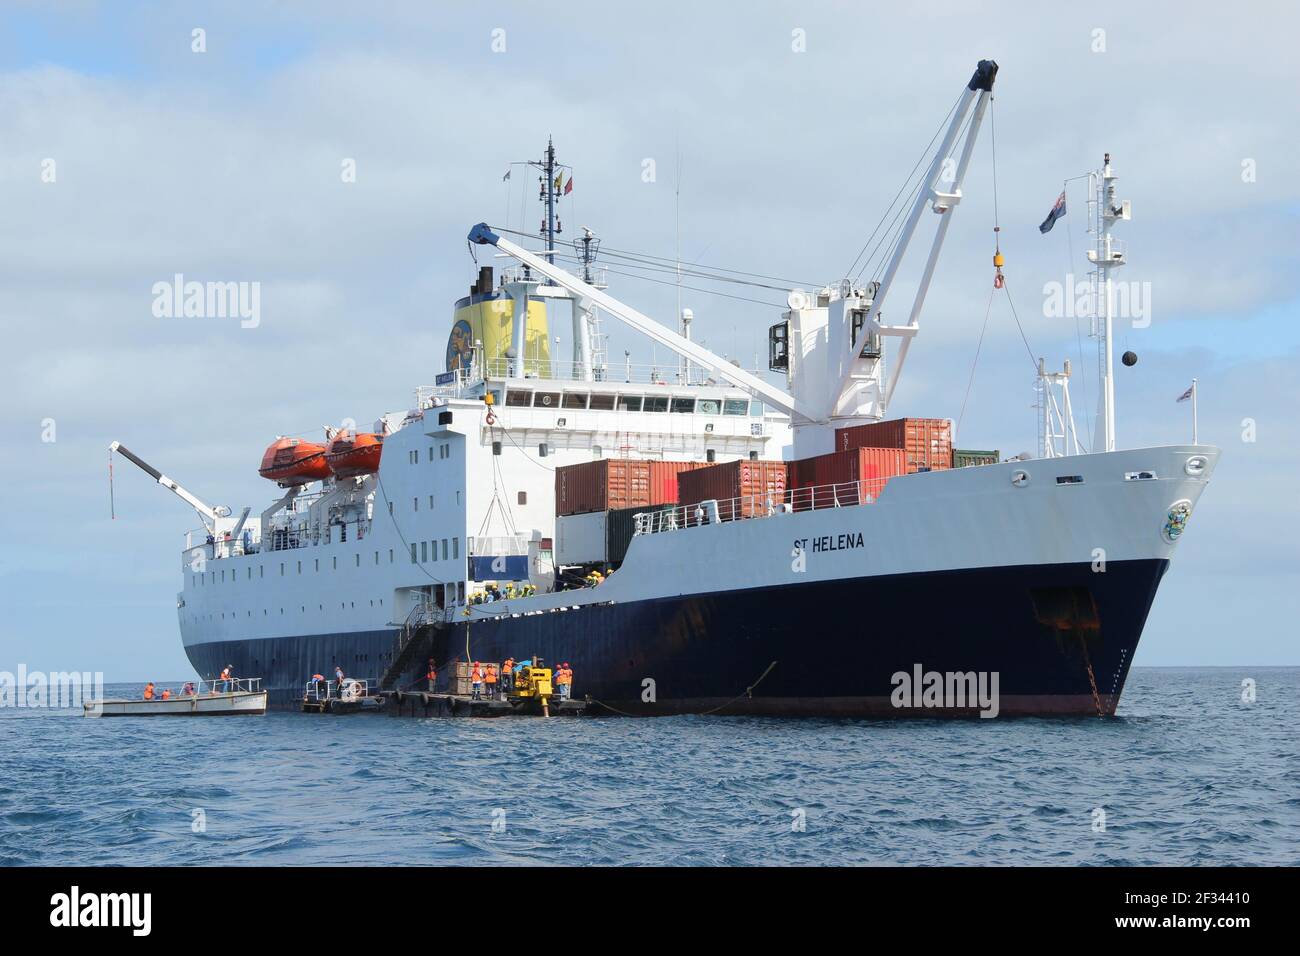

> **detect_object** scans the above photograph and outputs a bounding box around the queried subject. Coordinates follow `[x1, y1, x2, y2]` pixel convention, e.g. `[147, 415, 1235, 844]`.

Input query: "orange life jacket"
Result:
[220, 668, 231, 679]
[143, 684, 155, 700]
[161, 689, 171, 700]
[471, 666, 483, 681]
[557, 667, 572, 685]
[485, 667, 497, 683]
[426, 667, 436, 681]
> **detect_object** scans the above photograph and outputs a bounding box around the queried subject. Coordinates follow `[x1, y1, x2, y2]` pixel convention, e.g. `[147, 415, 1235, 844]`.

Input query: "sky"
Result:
[2, 0, 1297, 679]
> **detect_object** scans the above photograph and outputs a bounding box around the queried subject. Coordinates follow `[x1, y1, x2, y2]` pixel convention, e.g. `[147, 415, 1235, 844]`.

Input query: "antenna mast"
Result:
[1088, 152, 1131, 452]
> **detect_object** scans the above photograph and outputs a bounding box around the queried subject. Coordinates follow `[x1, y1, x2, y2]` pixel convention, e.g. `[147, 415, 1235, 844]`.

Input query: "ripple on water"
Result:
[0, 668, 1297, 865]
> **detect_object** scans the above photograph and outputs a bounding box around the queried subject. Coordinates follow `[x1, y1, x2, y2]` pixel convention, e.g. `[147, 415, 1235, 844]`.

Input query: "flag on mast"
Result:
[502, 168, 511, 182]
[1176, 384, 1194, 402]
[1039, 190, 1067, 234]
[564, 175, 573, 195]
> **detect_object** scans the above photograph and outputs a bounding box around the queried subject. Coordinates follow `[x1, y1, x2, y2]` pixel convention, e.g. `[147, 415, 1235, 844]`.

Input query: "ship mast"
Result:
[1088, 153, 1131, 453]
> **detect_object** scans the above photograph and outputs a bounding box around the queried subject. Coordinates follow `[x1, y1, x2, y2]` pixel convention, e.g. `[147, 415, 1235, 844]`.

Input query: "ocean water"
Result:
[1, 667, 1296, 866]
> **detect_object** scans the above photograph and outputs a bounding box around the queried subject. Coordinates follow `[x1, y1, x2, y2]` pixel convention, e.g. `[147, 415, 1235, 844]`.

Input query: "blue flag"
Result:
[1039, 190, 1067, 234]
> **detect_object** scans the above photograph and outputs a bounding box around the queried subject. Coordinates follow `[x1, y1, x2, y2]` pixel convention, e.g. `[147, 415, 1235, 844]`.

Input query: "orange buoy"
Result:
[258, 437, 333, 486]
[325, 429, 384, 478]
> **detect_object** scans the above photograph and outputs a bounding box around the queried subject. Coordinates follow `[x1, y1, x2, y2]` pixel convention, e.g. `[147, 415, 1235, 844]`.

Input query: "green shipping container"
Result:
[952, 448, 1000, 468]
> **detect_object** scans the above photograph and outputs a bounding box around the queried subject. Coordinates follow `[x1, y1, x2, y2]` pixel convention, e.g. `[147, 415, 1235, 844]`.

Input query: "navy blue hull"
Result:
[185, 559, 1167, 716]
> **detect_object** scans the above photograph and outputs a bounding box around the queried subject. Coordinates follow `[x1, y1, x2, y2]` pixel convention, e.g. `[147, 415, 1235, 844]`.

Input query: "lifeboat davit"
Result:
[325, 429, 383, 478]
[258, 437, 333, 486]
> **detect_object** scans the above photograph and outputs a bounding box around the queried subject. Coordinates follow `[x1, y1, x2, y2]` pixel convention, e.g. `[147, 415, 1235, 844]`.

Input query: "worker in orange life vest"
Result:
[484, 663, 498, 699]
[555, 663, 573, 700]
[161, 688, 172, 700]
[143, 682, 155, 700]
[470, 662, 484, 700]
[426, 659, 437, 692]
[219, 665, 233, 692]
[501, 658, 515, 695]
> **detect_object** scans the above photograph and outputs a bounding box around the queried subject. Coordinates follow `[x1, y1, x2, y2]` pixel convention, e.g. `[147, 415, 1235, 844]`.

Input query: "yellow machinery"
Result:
[511, 661, 554, 716]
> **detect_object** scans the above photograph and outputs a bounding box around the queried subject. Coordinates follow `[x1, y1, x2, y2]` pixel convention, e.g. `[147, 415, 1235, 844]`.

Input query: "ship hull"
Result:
[184, 557, 1166, 716]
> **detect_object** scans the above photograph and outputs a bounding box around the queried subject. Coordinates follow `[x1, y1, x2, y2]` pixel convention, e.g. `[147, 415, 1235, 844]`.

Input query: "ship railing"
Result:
[198, 677, 262, 695]
[416, 366, 481, 405]
[303, 677, 372, 702]
[632, 476, 898, 536]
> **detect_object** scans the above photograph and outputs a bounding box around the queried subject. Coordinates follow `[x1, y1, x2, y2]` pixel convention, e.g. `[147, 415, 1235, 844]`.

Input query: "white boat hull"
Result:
[84, 691, 267, 717]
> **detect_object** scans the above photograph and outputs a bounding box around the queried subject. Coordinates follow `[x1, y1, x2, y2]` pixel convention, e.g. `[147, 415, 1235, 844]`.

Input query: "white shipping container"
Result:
[555, 511, 608, 566]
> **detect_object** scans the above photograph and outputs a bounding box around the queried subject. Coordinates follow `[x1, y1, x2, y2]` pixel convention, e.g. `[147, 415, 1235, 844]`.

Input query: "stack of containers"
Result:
[788, 447, 908, 510]
[834, 418, 953, 473]
[677, 459, 789, 521]
[555, 459, 710, 516]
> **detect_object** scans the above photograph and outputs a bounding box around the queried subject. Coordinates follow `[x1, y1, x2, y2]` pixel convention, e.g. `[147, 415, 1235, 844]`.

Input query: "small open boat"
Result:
[84, 678, 268, 717]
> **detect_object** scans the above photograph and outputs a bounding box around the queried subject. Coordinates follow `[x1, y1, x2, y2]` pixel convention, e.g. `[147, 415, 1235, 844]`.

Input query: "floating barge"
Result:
[85, 678, 267, 717]
[384, 689, 586, 718]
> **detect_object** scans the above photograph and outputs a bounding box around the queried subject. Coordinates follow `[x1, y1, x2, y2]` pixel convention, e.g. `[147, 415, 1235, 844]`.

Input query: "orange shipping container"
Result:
[835, 418, 952, 473]
[555, 459, 709, 516]
[677, 459, 789, 521]
[789, 447, 907, 510]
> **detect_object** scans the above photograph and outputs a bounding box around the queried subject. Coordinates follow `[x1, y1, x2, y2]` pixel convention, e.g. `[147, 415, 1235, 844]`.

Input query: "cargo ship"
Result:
[113, 61, 1218, 716]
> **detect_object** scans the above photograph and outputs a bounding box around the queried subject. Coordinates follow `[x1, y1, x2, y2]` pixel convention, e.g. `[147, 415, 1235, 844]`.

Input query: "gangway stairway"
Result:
[379, 603, 441, 691]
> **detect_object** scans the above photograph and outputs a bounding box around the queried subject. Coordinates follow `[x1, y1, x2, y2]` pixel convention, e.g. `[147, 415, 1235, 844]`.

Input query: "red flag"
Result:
[564, 175, 573, 195]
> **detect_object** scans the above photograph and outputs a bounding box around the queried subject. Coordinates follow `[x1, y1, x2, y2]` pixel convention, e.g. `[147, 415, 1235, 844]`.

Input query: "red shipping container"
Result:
[789, 447, 907, 510]
[678, 459, 789, 521]
[835, 418, 952, 473]
[555, 459, 708, 516]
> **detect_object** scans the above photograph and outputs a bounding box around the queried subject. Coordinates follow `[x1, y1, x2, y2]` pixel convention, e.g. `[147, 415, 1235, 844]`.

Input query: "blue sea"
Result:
[1, 667, 1296, 866]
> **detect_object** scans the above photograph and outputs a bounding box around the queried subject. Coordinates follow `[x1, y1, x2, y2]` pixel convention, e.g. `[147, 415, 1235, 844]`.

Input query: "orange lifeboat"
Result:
[258, 437, 333, 486]
[325, 429, 384, 478]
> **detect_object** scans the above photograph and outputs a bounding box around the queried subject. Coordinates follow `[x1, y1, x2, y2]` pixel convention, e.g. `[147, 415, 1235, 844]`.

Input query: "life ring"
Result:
[340, 679, 363, 702]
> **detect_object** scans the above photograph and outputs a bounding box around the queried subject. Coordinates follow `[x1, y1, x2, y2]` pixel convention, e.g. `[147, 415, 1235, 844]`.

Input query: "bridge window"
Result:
[505, 389, 532, 408]
[588, 393, 616, 411]
[644, 396, 669, 412]
[724, 399, 749, 416]
[618, 395, 642, 412]
[534, 391, 560, 408]
[697, 399, 721, 415]
[563, 393, 589, 409]
[671, 398, 696, 413]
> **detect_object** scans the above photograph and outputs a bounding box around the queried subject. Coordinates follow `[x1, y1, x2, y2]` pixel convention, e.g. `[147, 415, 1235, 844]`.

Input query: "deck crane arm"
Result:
[467, 225, 818, 424]
[109, 441, 230, 529]
[834, 58, 998, 418]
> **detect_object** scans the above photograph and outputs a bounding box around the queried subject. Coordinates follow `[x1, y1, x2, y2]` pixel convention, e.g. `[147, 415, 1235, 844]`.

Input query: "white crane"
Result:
[109, 441, 230, 530]
[467, 224, 819, 423]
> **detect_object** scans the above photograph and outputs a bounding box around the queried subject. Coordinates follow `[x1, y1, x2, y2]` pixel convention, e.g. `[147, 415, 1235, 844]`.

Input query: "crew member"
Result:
[143, 682, 155, 700]
[426, 659, 437, 692]
[160, 688, 172, 700]
[484, 663, 498, 699]
[182, 681, 196, 696]
[334, 664, 345, 688]
[555, 663, 573, 700]
[501, 657, 515, 694]
[470, 662, 484, 700]
[219, 665, 234, 692]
